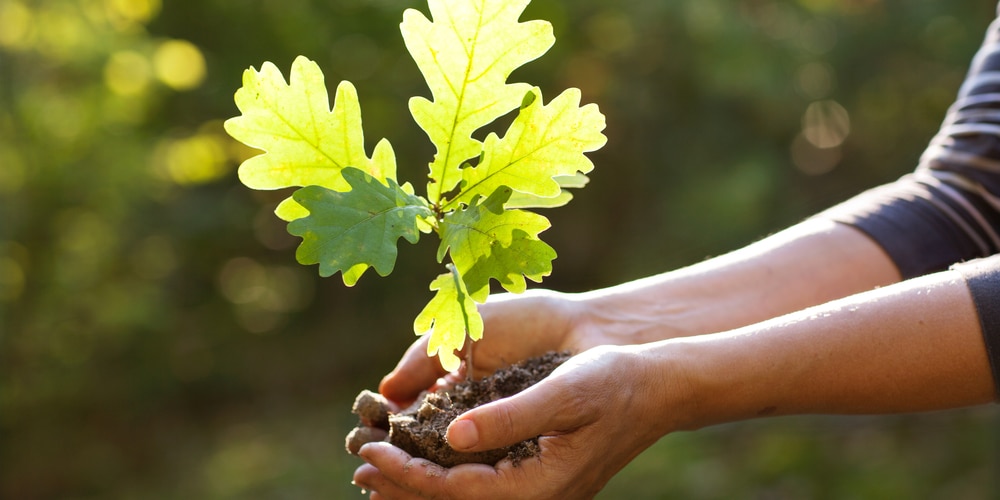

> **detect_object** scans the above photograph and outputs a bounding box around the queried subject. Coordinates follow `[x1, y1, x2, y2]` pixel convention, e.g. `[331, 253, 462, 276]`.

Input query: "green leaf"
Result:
[415, 265, 484, 372]
[401, 0, 555, 204]
[506, 173, 590, 209]
[224, 56, 396, 220]
[449, 87, 607, 209]
[439, 187, 555, 301]
[288, 167, 433, 285]
[228, 1, 605, 368]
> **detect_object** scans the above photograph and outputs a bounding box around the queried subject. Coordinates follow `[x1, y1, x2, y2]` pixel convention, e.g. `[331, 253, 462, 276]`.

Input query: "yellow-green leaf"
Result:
[449, 87, 607, 209]
[224, 56, 396, 219]
[401, 0, 554, 204]
[415, 266, 484, 372]
[439, 187, 555, 302]
[506, 173, 590, 209]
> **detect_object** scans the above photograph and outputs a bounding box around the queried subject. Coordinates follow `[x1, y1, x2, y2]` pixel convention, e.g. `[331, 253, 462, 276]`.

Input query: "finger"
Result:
[353, 462, 380, 493]
[357, 442, 451, 497]
[379, 337, 447, 404]
[355, 450, 431, 500]
[446, 376, 590, 453]
[358, 442, 503, 498]
[355, 463, 417, 500]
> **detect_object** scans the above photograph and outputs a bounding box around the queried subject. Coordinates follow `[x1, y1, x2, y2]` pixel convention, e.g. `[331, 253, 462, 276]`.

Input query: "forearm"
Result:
[650, 269, 995, 434]
[572, 217, 901, 344]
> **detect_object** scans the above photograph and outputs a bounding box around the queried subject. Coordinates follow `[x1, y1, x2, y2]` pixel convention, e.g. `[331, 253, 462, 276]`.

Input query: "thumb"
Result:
[379, 337, 448, 405]
[446, 378, 584, 453]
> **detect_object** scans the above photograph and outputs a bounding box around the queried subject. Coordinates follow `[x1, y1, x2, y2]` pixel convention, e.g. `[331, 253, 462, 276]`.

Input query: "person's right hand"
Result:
[358, 344, 683, 500]
[378, 289, 600, 406]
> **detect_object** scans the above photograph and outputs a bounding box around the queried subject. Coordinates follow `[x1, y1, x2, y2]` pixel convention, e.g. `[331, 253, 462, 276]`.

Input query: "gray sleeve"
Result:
[819, 5, 1000, 398]
[822, 177, 1000, 279]
[824, 8, 1000, 278]
[951, 256, 1000, 401]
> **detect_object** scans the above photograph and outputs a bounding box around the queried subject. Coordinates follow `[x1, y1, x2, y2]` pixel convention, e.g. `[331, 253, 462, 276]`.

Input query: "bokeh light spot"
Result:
[154, 133, 230, 185]
[0, 1, 34, 50]
[802, 99, 850, 148]
[104, 50, 153, 96]
[104, 0, 161, 30]
[35, 6, 91, 61]
[154, 40, 207, 91]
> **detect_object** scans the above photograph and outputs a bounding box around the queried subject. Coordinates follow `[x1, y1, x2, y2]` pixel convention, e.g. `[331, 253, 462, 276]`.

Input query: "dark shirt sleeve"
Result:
[952, 256, 1000, 398]
[821, 5, 1000, 399]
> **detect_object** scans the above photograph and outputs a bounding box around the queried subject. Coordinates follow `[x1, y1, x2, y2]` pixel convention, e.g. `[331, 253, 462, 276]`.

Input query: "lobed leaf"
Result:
[401, 0, 555, 204]
[288, 168, 433, 285]
[415, 265, 484, 372]
[224, 56, 396, 221]
[439, 187, 555, 302]
[505, 173, 590, 209]
[449, 87, 607, 210]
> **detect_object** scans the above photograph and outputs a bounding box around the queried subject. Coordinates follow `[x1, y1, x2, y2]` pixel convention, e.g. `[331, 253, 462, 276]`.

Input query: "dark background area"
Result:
[1, 0, 998, 498]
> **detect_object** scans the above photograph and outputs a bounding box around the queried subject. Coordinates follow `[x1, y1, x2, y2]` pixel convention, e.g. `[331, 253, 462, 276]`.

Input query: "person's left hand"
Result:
[352, 345, 685, 499]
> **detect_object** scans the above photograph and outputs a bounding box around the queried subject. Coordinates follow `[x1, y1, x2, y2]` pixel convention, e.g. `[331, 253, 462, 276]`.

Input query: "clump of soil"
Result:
[346, 351, 571, 467]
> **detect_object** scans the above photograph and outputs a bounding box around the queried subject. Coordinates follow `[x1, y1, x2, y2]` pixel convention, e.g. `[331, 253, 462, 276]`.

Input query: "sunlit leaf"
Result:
[449, 88, 607, 209]
[402, 0, 554, 204]
[288, 168, 433, 285]
[506, 173, 590, 209]
[229, 0, 603, 364]
[225, 56, 396, 220]
[439, 187, 555, 301]
[415, 265, 484, 372]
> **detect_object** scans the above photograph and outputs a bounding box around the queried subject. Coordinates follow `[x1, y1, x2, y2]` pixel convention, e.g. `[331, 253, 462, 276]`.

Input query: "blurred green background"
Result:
[2, 0, 998, 498]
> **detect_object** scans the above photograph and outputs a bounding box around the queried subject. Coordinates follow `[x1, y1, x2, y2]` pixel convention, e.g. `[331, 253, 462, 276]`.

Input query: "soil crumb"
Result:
[347, 351, 571, 467]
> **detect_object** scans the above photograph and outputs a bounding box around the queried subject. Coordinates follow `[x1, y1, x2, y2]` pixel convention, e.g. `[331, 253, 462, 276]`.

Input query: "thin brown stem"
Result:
[464, 339, 475, 382]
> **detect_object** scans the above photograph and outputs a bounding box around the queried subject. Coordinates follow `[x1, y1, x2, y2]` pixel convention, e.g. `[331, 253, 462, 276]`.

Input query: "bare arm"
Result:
[661, 268, 995, 429]
[356, 268, 994, 499]
[379, 216, 901, 402]
[570, 217, 901, 345]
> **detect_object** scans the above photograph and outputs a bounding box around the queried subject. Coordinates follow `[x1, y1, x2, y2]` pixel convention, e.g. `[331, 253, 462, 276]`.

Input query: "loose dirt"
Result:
[346, 351, 570, 467]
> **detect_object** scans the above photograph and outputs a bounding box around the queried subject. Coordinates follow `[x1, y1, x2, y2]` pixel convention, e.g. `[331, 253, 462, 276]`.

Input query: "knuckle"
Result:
[492, 402, 523, 442]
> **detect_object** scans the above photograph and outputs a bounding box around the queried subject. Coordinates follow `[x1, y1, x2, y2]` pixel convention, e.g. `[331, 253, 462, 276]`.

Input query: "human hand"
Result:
[354, 345, 683, 499]
[378, 289, 600, 406]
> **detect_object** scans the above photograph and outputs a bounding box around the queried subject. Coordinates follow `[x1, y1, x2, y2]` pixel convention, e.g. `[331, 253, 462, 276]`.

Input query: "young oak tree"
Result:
[225, 0, 606, 372]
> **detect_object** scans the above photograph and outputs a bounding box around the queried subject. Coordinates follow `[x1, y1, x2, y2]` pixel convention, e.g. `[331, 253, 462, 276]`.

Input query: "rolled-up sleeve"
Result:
[822, 6, 1000, 398]
[952, 256, 1000, 398]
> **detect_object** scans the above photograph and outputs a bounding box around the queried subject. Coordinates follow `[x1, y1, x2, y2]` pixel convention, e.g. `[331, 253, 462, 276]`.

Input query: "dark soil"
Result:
[346, 351, 571, 467]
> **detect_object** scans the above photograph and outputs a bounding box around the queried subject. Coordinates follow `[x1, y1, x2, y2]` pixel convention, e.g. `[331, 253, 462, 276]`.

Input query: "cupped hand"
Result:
[378, 289, 601, 406]
[355, 345, 685, 500]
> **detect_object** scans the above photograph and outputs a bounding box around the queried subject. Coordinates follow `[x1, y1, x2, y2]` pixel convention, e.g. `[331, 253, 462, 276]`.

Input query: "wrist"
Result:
[626, 342, 702, 437]
[634, 336, 765, 434]
[571, 280, 703, 345]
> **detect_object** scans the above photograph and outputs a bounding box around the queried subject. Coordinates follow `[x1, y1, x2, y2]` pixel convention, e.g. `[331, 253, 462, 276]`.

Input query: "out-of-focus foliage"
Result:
[0, 0, 997, 498]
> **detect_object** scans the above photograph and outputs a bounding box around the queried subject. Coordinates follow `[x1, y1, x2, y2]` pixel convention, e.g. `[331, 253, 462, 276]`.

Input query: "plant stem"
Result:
[464, 340, 475, 382]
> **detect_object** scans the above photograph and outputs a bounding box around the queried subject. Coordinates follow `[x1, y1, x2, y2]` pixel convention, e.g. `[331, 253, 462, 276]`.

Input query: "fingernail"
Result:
[447, 419, 479, 450]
